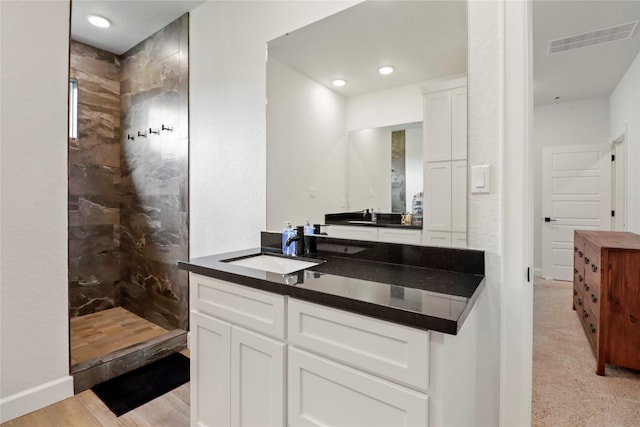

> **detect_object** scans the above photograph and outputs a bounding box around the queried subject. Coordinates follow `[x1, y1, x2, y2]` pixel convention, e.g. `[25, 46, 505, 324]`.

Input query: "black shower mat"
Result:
[91, 352, 190, 417]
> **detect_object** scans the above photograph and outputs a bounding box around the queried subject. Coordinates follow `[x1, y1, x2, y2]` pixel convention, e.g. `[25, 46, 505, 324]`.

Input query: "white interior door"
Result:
[542, 144, 611, 280]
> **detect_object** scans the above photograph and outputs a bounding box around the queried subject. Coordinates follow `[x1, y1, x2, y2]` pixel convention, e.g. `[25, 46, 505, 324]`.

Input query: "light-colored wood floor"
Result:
[2, 382, 189, 427]
[70, 307, 169, 366]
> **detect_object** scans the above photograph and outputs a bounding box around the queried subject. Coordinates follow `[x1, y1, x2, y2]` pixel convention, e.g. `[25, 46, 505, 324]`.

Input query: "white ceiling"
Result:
[267, 1, 467, 98]
[71, 0, 204, 55]
[71, 0, 639, 107]
[533, 0, 640, 106]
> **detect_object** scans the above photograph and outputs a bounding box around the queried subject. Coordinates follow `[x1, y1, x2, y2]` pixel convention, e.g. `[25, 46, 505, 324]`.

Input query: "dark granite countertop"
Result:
[325, 220, 422, 230]
[179, 234, 485, 335]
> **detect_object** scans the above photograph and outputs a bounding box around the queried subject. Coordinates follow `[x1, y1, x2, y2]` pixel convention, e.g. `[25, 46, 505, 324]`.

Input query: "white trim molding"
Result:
[0, 376, 74, 423]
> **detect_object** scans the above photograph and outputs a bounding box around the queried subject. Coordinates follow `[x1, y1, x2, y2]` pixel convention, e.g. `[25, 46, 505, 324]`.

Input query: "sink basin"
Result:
[224, 254, 321, 274]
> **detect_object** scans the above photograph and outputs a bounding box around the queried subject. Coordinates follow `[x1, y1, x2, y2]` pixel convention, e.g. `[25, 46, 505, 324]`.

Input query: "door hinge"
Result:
[527, 267, 531, 282]
[612, 154, 616, 161]
[612, 210, 616, 217]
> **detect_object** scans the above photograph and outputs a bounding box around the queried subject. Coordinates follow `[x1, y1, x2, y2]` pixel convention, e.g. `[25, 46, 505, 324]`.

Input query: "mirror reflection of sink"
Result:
[224, 254, 322, 275]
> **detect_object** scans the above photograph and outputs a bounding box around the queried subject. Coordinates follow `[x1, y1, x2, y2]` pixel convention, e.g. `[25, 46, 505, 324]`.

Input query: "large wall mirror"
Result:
[266, 0, 468, 247]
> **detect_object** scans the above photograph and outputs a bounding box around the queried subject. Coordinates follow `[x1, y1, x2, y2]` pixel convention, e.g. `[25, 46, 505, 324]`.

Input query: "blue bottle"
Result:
[303, 220, 314, 237]
[303, 220, 314, 256]
[282, 221, 296, 255]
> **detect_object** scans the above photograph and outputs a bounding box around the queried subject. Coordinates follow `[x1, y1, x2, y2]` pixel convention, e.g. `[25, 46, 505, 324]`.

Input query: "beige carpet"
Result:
[533, 278, 640, 426]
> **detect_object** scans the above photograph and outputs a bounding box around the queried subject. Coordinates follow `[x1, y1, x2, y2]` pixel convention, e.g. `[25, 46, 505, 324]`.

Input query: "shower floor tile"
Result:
[70, 307, 168, 366]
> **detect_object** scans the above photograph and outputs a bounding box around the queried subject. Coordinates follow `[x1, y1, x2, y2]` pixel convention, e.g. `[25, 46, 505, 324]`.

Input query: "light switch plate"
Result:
[471, 165, 490, 194]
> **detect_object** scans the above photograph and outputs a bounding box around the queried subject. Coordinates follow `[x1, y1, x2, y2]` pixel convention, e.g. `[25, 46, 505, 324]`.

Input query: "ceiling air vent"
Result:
[548, 21, 639, 54]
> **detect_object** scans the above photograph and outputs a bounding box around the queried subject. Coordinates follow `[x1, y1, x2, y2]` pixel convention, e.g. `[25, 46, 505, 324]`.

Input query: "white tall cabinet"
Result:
[423, 81, 467, 248]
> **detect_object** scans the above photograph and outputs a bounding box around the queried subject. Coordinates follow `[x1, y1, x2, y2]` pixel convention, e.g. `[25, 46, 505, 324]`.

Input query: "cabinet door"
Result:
[424, 161, 452, 231]
[231, 326, 285, 427]
[451, 160, 467, 233]
[424, 90, 452, 162]
[451, 86, 467, 161]
[191, 312, 231, 427]
[288, 348, 428, 427]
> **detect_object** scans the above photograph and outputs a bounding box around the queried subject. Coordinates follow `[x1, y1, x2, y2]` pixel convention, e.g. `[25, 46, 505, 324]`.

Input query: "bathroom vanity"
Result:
[179, 233, 485, 427]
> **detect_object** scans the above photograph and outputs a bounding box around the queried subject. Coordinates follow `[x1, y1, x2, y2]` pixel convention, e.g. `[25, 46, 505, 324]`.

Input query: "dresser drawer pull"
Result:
[591, 264, 598, 272]
[578, 298, 583, 306]
[590, 324, 596, 334]
[584, 257, 590, 264]
[573, 289, 578, 296]
[591, 294, 598, 304]
[578, 251, 583, 258]
[574, 246, 578, 252]
[574, 268, 578, 274]
[579, 275, 583, 282]
[583, 310, 589, 319]
[584, 283, 590, 292]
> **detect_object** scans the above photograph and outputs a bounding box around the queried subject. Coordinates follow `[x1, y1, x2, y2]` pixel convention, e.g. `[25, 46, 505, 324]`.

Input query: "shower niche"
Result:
[68, 13, 189, 392]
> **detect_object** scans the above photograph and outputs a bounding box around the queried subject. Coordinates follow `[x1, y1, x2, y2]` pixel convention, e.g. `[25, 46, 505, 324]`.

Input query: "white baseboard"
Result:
[0, 375, 73, 423]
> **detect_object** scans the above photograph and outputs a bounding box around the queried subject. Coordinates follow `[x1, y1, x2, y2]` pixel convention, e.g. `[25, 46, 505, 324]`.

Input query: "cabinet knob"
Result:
[574, 268, 578, 274]
[590, 324, 596, 334]
[591, 264, 598, 272]
[578, 298, 583, 306]
[583, 310, 589, 319]
[573, 289, 578, 296]
[584, 257, 590, 264]
[584, 283, 590, 292]
[591, 294, 598, 304]
[579, 251, 583, 258]
[579, 275, 583, 282]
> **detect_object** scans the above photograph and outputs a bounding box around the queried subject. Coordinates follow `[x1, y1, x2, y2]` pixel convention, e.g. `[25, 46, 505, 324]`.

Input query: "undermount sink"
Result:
[224, 254, 322, 275]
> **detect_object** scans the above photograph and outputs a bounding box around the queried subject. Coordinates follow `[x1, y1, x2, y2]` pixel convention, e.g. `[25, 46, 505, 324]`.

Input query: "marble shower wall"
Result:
[69, 41, 121, 316]
[118, 15, 189, 330]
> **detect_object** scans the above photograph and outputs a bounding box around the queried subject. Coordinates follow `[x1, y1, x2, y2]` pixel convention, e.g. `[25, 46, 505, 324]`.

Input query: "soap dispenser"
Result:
[282, 221, 296, 255]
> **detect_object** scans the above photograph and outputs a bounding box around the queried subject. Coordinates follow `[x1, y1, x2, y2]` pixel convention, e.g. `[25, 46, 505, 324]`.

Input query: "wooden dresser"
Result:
[573, 230, 640, 375]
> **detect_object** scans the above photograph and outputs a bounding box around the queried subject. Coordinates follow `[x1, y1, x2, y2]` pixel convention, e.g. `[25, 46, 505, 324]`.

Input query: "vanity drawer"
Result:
[378, 228, 422, 245]
[327, 225, 378, 241]
[190, 273, 285, 340]
[288, 298, 430, 392]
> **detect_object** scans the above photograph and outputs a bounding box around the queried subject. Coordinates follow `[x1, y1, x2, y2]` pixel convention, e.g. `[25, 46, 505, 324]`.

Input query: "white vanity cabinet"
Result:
[190, 273, 481, 427]
[327, 225, 422, 245]
[190, 274, 285, 427]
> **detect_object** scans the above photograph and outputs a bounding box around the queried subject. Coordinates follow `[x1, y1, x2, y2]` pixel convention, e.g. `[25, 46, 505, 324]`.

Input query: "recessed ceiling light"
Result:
[332, 79, 346, 87]
[88, 15, 111, 28]
[378, 66, 394, 75]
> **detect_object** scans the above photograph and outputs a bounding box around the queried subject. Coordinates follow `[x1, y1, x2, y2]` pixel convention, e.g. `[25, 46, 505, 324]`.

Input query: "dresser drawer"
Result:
[578, 303, 598, 354]
[191, 273, 285, 339]
[288, 298, 430, 392]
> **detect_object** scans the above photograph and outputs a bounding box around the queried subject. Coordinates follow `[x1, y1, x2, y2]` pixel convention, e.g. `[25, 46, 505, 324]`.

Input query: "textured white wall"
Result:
[266, 57, 347, 230]
[610, 51, 640, 234]
[0, 0, 73, 419]
[533, 98, 610, 272]
[466, 1, 503, 425]
[190, 1, 357, 257]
